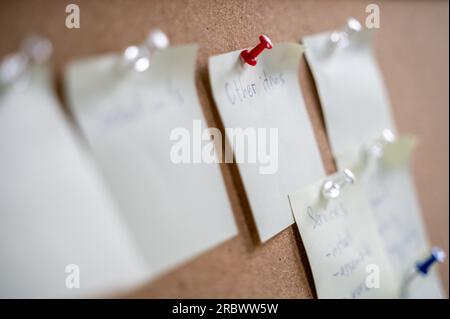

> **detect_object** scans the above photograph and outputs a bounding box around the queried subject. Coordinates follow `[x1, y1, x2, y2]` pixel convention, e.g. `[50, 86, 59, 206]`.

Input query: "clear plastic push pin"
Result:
[330, 17, 362, 49]
[0, 34, 52, 91]
[367, 128, 396, 158]
[146, 29, 169, 51]
[0, 53, 28, 89]
[322, 169, 356, 199]
[21, 34, 53, 65]
[122, 29, 169, 73]
[400, 246, 446, 298]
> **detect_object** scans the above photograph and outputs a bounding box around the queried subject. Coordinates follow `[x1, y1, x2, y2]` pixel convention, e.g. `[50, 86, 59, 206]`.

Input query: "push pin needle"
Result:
[240, 35, 272, 66]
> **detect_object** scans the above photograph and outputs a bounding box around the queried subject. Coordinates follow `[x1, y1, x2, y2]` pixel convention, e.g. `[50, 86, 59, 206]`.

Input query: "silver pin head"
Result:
[322, 169, 356, 199]
[120, 29, 169, 73]
[21, 34, 53, 65]
[330, 17, 362, 49]
[432, 247, 446, 263]
[367, 128, 396, 158]
[0, 53, 29, 88]
[1, 34, 52, 92]
[123, 45, 151, 72]
[146, 29, 169, 50]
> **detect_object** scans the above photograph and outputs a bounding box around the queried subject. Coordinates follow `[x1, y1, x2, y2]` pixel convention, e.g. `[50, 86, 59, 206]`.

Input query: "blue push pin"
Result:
[400, 247, 446, 298]
[416, 247, 446, 275]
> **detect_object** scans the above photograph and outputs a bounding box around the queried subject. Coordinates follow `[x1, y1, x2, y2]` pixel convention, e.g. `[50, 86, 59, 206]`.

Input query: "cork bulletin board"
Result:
[0, 0, 448, 298]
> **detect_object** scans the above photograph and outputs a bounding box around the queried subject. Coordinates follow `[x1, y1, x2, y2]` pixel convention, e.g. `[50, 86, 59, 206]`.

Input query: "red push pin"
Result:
[240, 35, 273, 66]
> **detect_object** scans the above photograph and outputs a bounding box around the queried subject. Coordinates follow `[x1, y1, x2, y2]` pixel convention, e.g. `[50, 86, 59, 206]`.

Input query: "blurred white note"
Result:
[0, 67, 148, 298]
[303, 29, 395, 162]
[289, 174, 398, 299]
[208, 43, 325, 242]
[304, 29, 445, 298]
[64, 45, 237, 280]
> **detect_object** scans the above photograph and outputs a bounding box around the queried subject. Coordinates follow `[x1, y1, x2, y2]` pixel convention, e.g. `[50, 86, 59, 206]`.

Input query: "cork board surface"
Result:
[0, 0, 448, 298]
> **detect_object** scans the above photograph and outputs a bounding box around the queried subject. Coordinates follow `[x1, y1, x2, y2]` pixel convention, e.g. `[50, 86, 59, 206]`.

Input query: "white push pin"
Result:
[330, 17, 362, 49]
[322, 169, 356, 199]
[0, 34, 52, 92]
[146, 29, 169, 51]
[122, 29, 169, 73]
[0, 53, 28, 89]
[366, 128, 396, 158]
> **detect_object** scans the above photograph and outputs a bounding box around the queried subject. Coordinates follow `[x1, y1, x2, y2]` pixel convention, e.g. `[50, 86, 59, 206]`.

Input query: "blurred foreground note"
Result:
[65, 45, 237, 280]
[289, 174, 398, 299]
[208, 43, 324, 242]
[0, 67, 148, 298]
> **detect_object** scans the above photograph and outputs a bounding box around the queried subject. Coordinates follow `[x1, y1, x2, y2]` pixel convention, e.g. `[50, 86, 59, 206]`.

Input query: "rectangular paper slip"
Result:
[64, 45, 238, 279]
[304, 29, 445, 298]
[208, 43, 325, 242]
[339, 138, 445, 298]
[289, 174, 398, 299]
[304, 29, 395, 163]
[0, 67, 148, 298]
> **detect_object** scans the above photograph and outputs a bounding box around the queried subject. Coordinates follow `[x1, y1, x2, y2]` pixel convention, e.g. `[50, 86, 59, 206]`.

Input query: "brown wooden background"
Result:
[0, 0, 448, 298]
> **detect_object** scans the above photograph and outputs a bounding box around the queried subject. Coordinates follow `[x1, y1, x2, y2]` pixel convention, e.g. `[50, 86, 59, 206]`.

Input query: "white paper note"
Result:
[0, 67, 148, 298]
[304, 29, 445, 298]
[289, 174, 398, 299]
[340, 139, 445, 298]
[303, 29, 396, 162]
[208, 43, 325, 242]
[64, 45, 237, 279]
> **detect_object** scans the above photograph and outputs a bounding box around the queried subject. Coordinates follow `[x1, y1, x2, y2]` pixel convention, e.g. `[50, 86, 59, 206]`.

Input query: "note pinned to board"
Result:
[64, 45, 237, 280]
[303, 29, 396, 163]
[0, 67, 149, 298]
[288, 174, 398, 299]
[339, 139, 445, 298]
[208, 43, 325, 242]
[304, 27, 445, 298]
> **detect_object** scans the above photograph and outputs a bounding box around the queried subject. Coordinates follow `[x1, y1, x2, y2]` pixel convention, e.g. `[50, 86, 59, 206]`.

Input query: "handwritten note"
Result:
[208, 43, 325, 242]
[0, 67, 148, 297]
[64, 45, 237, 280]
[303, 29, 445, 298]
[289, 175, 398, 298]
[339, 140, 445, 298]
[303, 29, 396, 163]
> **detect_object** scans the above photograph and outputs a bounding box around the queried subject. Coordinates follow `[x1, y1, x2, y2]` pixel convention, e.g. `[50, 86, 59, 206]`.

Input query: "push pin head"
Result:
[240, 34, 272, 66]
[367, 128, 396, 158]
[123, 45, 150, 72]
[416, 247, 446, 275]
[146, 29, 169, 51]
[122, 29, 169, 73]
[322, 169, 356, 199]
[21, 34, 53, 65]
[330, 17, 362, 49]
[1, 34, 52, 92]
[0, 53, 28, 90]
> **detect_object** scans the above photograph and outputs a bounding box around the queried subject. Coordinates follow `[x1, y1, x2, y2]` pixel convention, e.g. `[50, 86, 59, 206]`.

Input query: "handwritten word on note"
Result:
[289, 175, 398, 298]
[224, 71, 286, 105]
[64, 45, 237, 281]
[209, 43, 325, 242]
